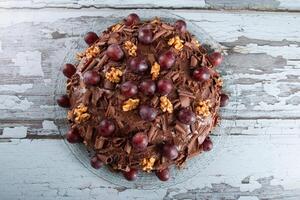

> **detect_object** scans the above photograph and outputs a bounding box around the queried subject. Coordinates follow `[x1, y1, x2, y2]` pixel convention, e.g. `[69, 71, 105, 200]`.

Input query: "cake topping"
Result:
[157, 79, 173, 95]
[139, 80, 156, 96]
[168, 36, 184, 51]
[84, 32, 99, 46]
[122, 98, 140, 111]
[124, 13, 140, 26]
[178, 108, 196, 125]
[128, 56, 149, 73]
[160, 96, 173, 113]
[111, 23, 122, 32]
[105, 67, 123, 83]
[192, 67, 211, 82]
[74, 104, 90, 123]
[97, 119, 115, 137]
[138, 26, 153, 44]
[158, 50, 175, 70]
[62, 63, 76, 78]
[132, 132, 149, 150]
[162, 144, 179, 160]
[214, 77, 223, 88]
[195, 100, 211, 117]
[142, 157, 156, 172]
[174, 20, 187, 33]
[106, 44, 124, 61]
[208, 52, 223, 67]
[150, 62, 160, 80]
[220, 93, 229, 107]
[124, 41, 137, 57]
[85, 45, 100, 59]
[120, 81, 138, 98]
[83, 71, 101, 86]
[139, 105, 157, 121]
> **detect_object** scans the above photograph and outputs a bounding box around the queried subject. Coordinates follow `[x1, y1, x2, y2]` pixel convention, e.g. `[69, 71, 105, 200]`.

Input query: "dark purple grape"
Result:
[157, 79, 173, 95]
[90, 156, 104, 169]
[57, 95, 70, 108]
[123, 168, 138, 181]
[132, 132, 148, 150]
[62, 63, 76, 78]
[83, 71, 101, 86]
[139, 80, 156, 96]
[124, 13, 140, 26]
[66, 129, 82, 143]
[208, 52, 223, 67]
[192, 67, 210, 82]
[84, 32, 99, 46]
[97, 119, 115, 137]
[128, 57, 149, 73]
[120, 81, 138, 98]
[138, 26, 153, 44]
[202, 137, 213, 152]
[162, 144, 179, 160]
[178, 108, 196, 125]
[220, 93, 229, 107]
[139, 105, 157, 121]
[106, 44, 124, 61]
[174, 20, 187, 33]
[155, 168, 170, 181]
[158, 50, 175, 70]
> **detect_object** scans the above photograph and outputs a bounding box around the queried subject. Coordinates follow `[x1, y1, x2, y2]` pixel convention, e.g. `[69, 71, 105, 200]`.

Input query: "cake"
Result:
[57, 13, 229, 181]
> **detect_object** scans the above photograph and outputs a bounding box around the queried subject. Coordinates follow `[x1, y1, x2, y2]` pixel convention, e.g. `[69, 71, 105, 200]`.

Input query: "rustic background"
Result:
[0, 0, 300, 199]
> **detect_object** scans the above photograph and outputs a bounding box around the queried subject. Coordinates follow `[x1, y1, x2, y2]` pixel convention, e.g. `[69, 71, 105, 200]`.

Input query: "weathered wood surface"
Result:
[0, 7, 300, 200]
[1, 0, 300, 11]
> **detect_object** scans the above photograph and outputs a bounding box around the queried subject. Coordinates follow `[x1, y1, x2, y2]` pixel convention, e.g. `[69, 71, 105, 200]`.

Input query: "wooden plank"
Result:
[0, 0, 300, 11]
[0, 121, 300, 199]
[0, 9, 299, 120]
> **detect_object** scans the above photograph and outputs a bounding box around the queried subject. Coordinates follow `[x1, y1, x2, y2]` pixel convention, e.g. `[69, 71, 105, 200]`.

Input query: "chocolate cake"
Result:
[57, 13, 229, 181]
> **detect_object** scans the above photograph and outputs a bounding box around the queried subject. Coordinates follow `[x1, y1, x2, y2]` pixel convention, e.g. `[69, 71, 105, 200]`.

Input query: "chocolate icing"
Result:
[66, 17, 223, 172]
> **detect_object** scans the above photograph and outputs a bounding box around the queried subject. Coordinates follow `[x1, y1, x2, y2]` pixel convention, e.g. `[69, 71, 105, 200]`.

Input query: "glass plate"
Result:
[54, 10, 237, 189]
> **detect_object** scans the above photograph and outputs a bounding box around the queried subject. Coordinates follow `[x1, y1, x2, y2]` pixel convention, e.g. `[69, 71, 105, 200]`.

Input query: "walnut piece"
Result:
[160, 96, 173, 113]
[124, 41, 137, 57]
[105, 67, 123, 83]
[74, 103, 90, 123]
[214, 77, 223, 88]
[191, 37, 200, 48]
[168, 36, 184, 51]
[195, 100, 212, 117]
[141, 157, 156, 172]
[150, 62, 160, 80]
[122, 98, 140, 111]
[111, 23, 122, 32]
[86, 46, 100, 59]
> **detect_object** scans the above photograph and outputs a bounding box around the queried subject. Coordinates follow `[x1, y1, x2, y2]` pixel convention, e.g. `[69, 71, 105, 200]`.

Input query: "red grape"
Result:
[208, 52, 223, 67]
[138, 26, 153, 44]
[123, 168, 138, 181]
[220, 93, 229, 107]
[139, 105, 157, 121]
[132, 132, 149, 150]
[128, 57, 149, 73]
[192, 67, 210, 82]
[120, 81, 138, 98]
[84, 32, 98, 46]
[157, 79, 173, 95]
[62, 63, 76, 78]
[158, 50, 175, 70]
[106, 44, 124, 61]
[124, 13, 140, 26]
[57, 95, 70, 108]
[178, 108, 196, 125]
[139, 80, 156, 96]
[66, 129, 82, 143]
[202, 137, 213, 152]
[174, 20, 187, 33]
[162, 144, 178, 160]
[83, 71, 101, 86]
[155, 168, 170, 181]
[90, 156, 104, 169]
[97, 119, 115, 137]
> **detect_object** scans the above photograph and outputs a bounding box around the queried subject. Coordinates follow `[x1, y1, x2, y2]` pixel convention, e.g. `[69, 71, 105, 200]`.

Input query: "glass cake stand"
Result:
[54, 10, 237, 189]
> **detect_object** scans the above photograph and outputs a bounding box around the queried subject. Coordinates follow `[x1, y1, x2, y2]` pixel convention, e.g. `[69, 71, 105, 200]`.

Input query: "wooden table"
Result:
[0, 1, 300, 199]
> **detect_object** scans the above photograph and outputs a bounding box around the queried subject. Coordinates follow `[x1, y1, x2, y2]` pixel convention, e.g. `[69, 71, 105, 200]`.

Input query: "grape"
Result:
[155, 168, 170, 181]
[120, 81, 138, 98]
[124, 13, 140, 26]
[138, 26, 153, 44]
[157, 79, 173, 95]
[220, 93, 229, 107]
[106, 44, 124, 61]
[128, 57, 149, 73]
[84, 32, 99, 46]
[208, 52, 223, 67]
[158, 50, 175, 70]
[57, 95, 70, 108]
[139, 80, 156, 96]
[62, 63, 76, 78]
[123, 168, 138, 181]
[83, 71, 101, 86]
[132, 132, 149, 150]
[139, 105, 157, 121]
[178, 108, 196, 125]
[174, 20, 187, 33]
[162, 144, 178, 160]
[97, 119, 115, 137]
[192, 67, 210, 82]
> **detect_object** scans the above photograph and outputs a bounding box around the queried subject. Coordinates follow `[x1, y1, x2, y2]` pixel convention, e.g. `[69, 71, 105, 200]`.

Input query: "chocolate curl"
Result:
[97, 154, 114, 164]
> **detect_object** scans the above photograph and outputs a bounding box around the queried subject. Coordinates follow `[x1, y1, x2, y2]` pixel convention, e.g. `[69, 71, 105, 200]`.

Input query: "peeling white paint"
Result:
[1, 126, 28, 138]
[0, 84, 33, 93]
[12, 51, 44, 76]
[42, 120, 58, 131]
[0, 40, 2, 52]
[233, 44, 300, 60]
[0, 95, 33, 111]
[43, 79, 52, 84]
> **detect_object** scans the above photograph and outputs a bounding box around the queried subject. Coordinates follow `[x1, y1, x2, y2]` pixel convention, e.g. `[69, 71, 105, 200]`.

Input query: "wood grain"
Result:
[0, 7, 300, 200]
[1, 0, 300, 11]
